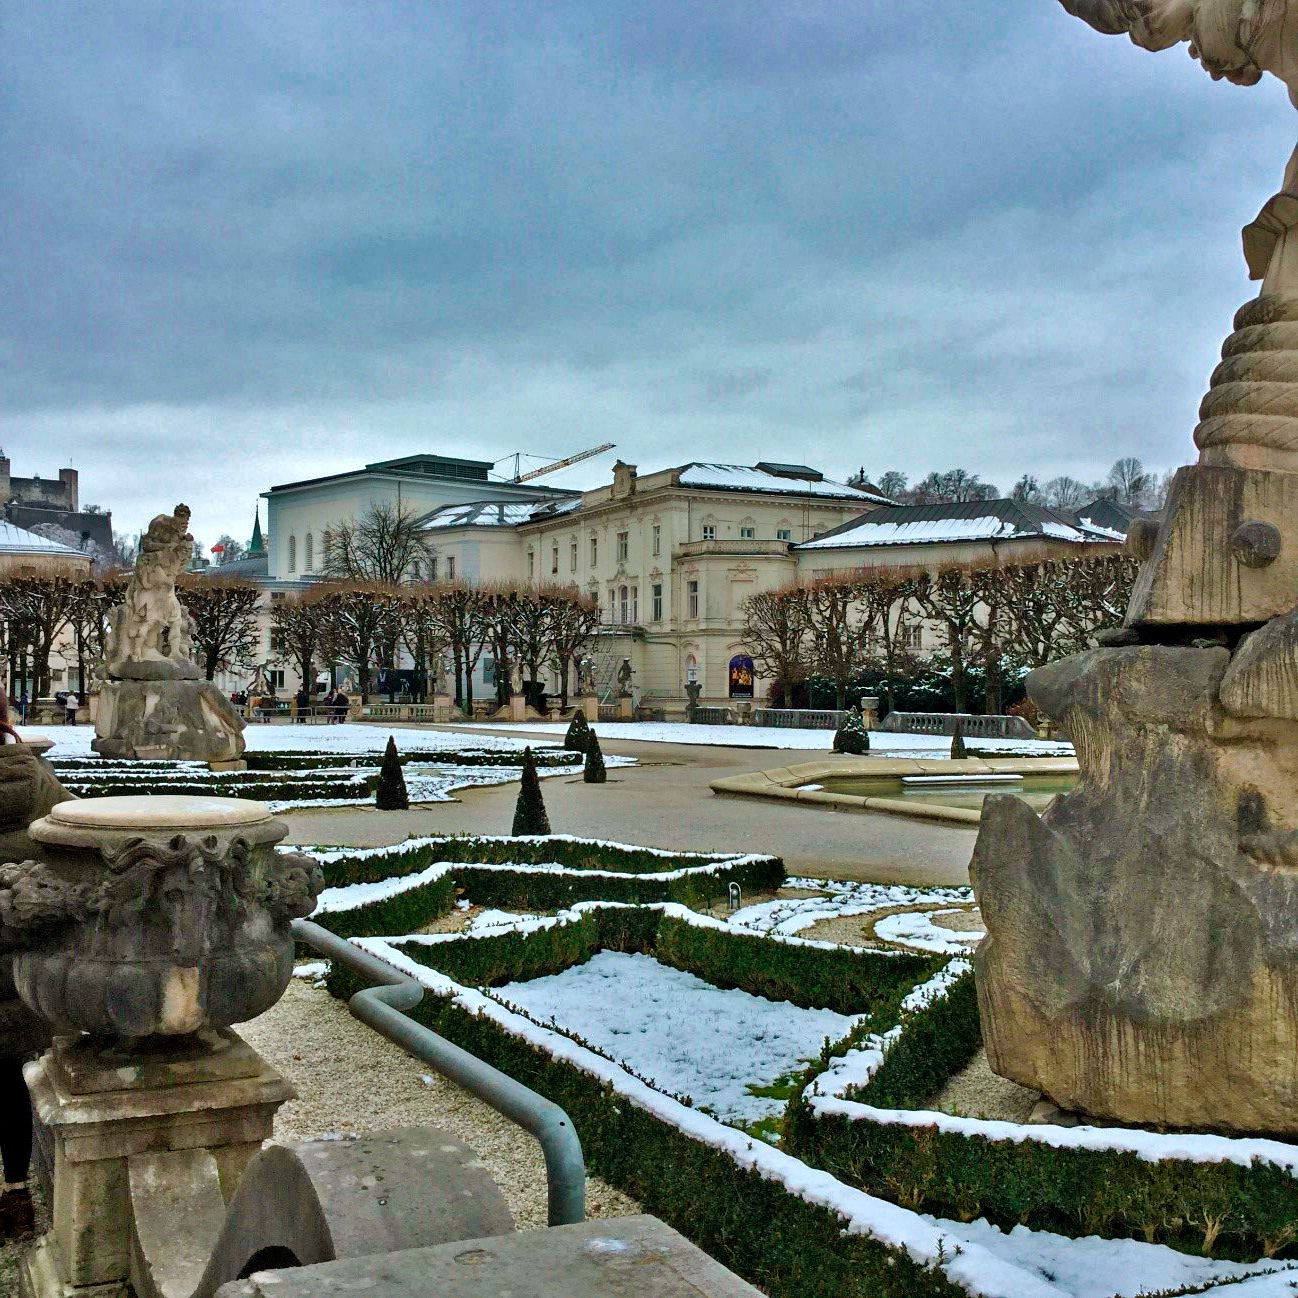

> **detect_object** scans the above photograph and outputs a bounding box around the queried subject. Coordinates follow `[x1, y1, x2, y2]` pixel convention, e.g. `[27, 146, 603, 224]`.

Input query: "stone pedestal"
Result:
[19, 1030, 292, 1298]
[509, 693, 527, 722]
[578, 695, 600, 724]
[617, 695, 633, 721]
[93, 680, 245, 763]
[433, 693, 454, 723]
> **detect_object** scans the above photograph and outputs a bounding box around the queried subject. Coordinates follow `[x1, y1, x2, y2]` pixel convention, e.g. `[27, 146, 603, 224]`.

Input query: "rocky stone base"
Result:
[92, 679, 245, 763]
[971, 643, 1298, 1135]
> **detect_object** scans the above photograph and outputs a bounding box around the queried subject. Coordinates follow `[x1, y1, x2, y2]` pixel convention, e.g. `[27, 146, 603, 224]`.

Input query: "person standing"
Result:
[294, 686, 309, 723]
[63, 691, 79, 725]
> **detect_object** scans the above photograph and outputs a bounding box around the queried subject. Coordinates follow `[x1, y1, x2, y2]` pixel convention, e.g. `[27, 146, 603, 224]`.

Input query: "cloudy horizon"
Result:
[2, 1, 1293, 550]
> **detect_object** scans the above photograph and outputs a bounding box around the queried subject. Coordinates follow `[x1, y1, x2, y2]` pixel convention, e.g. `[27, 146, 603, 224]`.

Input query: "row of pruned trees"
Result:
[740, 553, 1139, 714]
[0, 570, 604, 708]
[269, 581, 601, 707]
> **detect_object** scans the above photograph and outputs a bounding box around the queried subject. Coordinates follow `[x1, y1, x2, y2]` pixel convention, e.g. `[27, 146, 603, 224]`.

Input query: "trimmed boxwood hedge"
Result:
[311, 854, 786, 941]
[784, 969, 1298, 1262]
[324, 915, 963, 1297]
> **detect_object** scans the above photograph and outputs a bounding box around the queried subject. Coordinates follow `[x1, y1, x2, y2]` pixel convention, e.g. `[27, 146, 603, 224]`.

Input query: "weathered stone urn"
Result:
[1, 795, 321, 1039]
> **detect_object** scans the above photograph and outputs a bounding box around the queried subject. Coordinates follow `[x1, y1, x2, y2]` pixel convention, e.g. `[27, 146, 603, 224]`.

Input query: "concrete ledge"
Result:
[710, 754, 1076, 825]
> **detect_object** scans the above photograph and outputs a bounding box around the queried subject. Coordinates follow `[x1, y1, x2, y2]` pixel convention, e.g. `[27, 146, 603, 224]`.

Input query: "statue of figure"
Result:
[103, 505, 199, 681]
[577, 656, 596, 695]
[616, 657, 633, 697]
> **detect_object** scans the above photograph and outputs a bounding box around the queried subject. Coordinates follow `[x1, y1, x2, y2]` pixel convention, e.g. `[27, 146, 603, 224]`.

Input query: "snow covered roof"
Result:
[1071, 497, 1152, 542]
[796, 499, 1112, 551]
[676, 463, 890, 503]
[0, 520, 84, 556]
[421, 498, 581, 531]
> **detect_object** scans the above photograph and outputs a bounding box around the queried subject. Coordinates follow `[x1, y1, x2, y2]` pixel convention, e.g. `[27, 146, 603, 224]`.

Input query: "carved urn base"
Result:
[1, 796, 321, 1041]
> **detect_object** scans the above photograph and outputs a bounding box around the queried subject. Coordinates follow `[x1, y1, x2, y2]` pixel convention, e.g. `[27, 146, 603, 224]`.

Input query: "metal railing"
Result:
[291, 919, 586, 1227]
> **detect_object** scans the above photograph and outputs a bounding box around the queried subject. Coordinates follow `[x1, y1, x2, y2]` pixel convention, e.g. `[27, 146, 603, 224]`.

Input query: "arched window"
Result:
[287, 535, 297, 573]
[686, 654, 698, 684]
[304, 533, 314, 571]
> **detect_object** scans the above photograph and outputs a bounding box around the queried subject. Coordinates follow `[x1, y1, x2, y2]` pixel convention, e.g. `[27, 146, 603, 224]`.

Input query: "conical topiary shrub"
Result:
[512, 746, 551, 835]
[564, 708, 592, 753]
[583, 730, 607, 783]
[375, 735, 410, 810]
[950, 721, 968, 760]
[833, 709, 870, 755]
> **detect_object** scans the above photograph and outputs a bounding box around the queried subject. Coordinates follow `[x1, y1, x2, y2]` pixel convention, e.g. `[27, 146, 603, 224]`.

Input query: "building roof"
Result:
[207, 552, 270, 579]
[0, 520, 85, 556]
[1071, 496, 1150, 541]
[675, 463, 890, 503]
[421, 498, 582, 531]
[796, 498, 1112, 551]
[266, 453, 573, 497]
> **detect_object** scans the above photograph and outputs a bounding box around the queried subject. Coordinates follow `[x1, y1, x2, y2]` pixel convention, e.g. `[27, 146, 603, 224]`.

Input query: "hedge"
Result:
[311, 856, 786, 940]
[58, 776, 374, 802]
[323, 916, 964, 1297]
[316, 836, 783, 886]
[785, 969, 1298, 1261]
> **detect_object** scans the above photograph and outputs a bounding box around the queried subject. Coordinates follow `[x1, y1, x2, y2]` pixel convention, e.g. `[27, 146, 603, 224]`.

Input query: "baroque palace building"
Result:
[226, 450, 1131, 714]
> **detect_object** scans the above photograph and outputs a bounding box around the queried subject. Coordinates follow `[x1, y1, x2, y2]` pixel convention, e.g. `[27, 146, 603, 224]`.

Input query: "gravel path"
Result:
[240, 978, 641, 1230]
[933, 1045, 1039, 1122]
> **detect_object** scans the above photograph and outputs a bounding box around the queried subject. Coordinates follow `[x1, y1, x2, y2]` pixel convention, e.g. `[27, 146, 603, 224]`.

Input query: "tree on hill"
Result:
[583, 731, 607, 783]
[375, 735, 409, 810]
[511, 747, 551, 835]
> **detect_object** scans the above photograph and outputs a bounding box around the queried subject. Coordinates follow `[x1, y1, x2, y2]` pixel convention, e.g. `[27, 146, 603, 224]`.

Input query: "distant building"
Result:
[0, 454, 114, 556]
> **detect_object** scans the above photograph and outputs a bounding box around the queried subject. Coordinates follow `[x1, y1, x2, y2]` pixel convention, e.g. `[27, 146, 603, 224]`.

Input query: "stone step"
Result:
[214, 1215, 760, 1298]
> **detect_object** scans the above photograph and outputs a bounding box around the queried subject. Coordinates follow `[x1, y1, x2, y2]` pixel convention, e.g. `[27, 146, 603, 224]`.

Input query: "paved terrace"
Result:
[279, 727, 978, 885]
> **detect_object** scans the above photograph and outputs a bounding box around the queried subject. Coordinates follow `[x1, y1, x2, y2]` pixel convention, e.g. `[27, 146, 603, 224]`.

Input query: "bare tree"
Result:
[0, 576, 83, 697]
[851, 568, 928, 713]
[321, 503, 438, 585]
[398, 588, 448, 701]
[803, 578, 867, 709]
[1044, 476, 1089, 511]
[426, 582, 491, 710]
[312, 581, 401, 701]
[177, 577, 263, 681]
[914, 565, 990, 713]
[739, 586, 810, 706]
[1107, 457, 1152, 508]
[271, 589, 333, 692]
[547, 589, 601, 709]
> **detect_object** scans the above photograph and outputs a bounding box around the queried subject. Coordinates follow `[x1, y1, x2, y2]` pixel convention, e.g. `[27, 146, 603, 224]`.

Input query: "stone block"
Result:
[1125, 462, 1298, 627]
[93, 679, 245, 763]
[215, 1215, 761, 1298]
[972, 643, 1298, 1133]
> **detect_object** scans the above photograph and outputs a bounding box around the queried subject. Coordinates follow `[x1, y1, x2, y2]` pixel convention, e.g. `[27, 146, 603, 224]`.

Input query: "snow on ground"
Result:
[930, 1217, 1298, 1298]
[872, 908, 983, 955]
[462, 719, 1073, 756]
[490, 950, 857, 1126]
[728, 878, 975, 940]
[21, 722, 564, 758]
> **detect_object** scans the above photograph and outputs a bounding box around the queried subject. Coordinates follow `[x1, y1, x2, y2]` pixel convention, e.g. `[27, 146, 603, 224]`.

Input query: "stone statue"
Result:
[970, 3, 1298, 1135]
[616, 657, 633, 697]
[577, 656, 597, 695]
[104, 505, 200, 680]
[94, 504, 246, 763]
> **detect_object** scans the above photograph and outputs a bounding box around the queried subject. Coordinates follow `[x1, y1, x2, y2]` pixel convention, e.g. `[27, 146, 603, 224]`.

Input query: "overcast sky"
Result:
[1, 1, 1293, 550]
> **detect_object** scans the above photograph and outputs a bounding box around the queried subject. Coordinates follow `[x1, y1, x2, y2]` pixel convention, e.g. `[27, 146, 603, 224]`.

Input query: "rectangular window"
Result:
[411, 559, 421, 581]
[551, 547, 558, 575]
[269, 630, 283, 655]
[482, 656, 496, 687]
[447, 556, 456, 579]
[617, 531, 629, 562]
[570, 541, 577, 572]
[652, 582, 663, 621]
[608, 589, 616, 619]
[590, 536, 598, 566]
[631, 586, 638, 624]
[776, 528, 792, 542]
[702, 525, 716, 541]
[620, 588, 628, 624]
[652, 524, 660, 556]
[740, 526, 755, 539]
[268, 669, 285, 691]
[688, 580, 699, 619]
[430, 556, 439, 580]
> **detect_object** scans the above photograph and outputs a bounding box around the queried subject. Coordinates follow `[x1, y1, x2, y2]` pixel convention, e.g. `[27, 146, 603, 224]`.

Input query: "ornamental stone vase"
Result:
[0, 796, 322, 1040]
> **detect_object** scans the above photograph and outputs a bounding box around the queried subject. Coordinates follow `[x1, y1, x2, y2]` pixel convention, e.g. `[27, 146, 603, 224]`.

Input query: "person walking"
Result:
[294, 686, 309, 723]
[63, 691, 80, 725]
[333, 688, 349, 724]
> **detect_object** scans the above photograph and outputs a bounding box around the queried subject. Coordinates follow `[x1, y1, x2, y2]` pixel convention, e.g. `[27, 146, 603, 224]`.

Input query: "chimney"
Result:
[59, 466, 79, 511]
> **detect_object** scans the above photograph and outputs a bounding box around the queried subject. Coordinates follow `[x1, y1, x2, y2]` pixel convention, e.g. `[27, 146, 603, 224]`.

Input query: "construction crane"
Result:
[506, 442, 616, 484]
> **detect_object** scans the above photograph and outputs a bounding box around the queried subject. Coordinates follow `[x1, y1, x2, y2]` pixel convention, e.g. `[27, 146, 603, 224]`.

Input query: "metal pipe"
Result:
[290, 919, 586, 1226]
